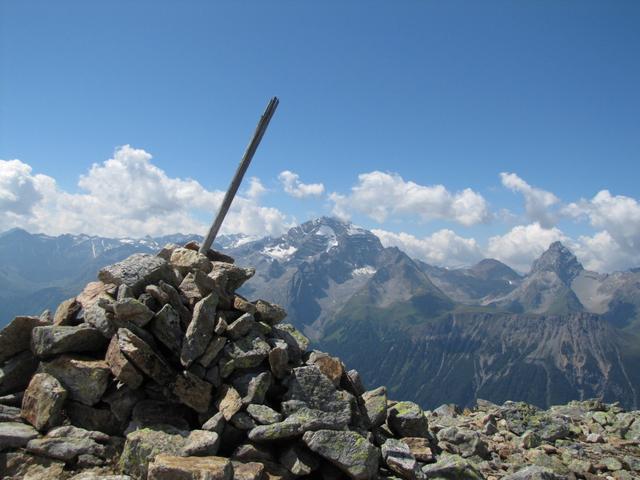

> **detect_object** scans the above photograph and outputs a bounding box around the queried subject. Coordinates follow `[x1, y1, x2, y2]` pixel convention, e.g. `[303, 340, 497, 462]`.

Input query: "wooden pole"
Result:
[199, 97, 279, 254]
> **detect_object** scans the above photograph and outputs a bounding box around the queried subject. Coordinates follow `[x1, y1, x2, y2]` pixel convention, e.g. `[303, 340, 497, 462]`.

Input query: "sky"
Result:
[1, 1, 639, 273]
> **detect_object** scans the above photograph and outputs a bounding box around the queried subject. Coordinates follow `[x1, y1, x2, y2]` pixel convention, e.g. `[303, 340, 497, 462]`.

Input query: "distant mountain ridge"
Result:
[2, 219, 640, 410]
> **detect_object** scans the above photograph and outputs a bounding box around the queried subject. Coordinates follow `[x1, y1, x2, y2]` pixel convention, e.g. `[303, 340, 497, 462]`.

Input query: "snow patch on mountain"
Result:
[262, 244, 298, 261]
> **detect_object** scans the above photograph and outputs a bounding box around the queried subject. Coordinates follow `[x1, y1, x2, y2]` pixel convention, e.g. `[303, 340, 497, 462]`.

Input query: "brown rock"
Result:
[216, 385, 243, 421]
[76, 281, 114, 310]
[40, 355, 110, 406]
[254, 300, 287, 325]
[0, 451, 65, 479]
[53, 298, 81, 326]
[234, 296, 257, 315]
[31, 325, 107, 358]
[148, 454, 232, 480]
[308, 352, 343, 386]
[21, 373, 67, 431]
[232, 461, 265, 480]
[402, 437, 434, 462]
[117, 328, 175, 386]
[180, 270, 216, 306]
[0, 350, 40, 395]
[105, 334, 144, 389]
[98, 253, 177, 296]
[173, 371, 213, 413]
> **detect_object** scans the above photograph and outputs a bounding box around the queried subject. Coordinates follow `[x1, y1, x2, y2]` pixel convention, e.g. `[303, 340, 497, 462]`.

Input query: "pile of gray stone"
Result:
[1, 242, 639, 480]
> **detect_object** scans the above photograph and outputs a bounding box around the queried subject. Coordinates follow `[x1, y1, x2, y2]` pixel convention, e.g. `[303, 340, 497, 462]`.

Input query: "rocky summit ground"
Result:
[0, 242, 639, 480]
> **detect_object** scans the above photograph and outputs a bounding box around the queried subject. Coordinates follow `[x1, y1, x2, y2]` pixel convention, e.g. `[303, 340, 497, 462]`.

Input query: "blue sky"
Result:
[1, 1, 639, 272]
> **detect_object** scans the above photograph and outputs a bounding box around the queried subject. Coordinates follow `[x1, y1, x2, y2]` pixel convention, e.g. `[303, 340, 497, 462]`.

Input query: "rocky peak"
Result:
[530, 241, 583, 284]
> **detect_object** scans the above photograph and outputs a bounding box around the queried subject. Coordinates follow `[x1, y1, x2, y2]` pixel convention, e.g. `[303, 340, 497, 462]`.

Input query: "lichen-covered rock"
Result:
[208, 262, 255, 294]
[421, 455, 484, 479]
[118, 427, 188, 479]
[279, 444, 320, 476]
[147, 454, 232, 480]
[246, 404, 282, 425]
[302, 429, 379, 480]
[116, 328, 174, 386]
[149, 304, 183, 353]
[98, 253, 176, 296]
[181, 430, 220, 456]
[503, 465, 565, 479]
[362, 386, 387, 427]
[437, 426, 489, 459]
[181, 292, 218, 368]
[0, 451, 65, 479]
[31, 325, 106, 358]
[387, 401, 429, 438]
[307, 351, 343, 386]
[105, 333, 144, 389]
[21, 373, 67, 431]
[253, 299, 286, 325]
[226, 313, 255, 340]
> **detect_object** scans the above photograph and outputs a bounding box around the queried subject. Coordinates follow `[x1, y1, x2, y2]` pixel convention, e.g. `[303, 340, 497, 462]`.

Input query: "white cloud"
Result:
[487, 223, 569, 273]
[500, 172, 559, 228]
[0, 146, 293, 238]
[373, 228, 483, 268]
[278, 170, 325, 198]
[330, 171, 490, 226]
[246, 177, 267, 200]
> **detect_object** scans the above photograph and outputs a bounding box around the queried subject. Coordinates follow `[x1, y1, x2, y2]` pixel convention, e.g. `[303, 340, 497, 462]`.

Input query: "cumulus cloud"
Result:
[278, 170, 325, 198]
[372, 228, 483, 268]
[330, 171, 490, 226]
[486, 223, 569, 273]
[500, 172, 559, 227]
[0, 146, 293, 238]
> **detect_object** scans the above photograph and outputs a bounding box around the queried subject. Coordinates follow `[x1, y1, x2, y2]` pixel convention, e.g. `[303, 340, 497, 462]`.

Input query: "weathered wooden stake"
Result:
[199, 97, 279, 254]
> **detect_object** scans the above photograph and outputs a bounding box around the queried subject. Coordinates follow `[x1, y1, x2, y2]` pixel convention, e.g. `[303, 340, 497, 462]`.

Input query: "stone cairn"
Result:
[1, 243, 639, 480]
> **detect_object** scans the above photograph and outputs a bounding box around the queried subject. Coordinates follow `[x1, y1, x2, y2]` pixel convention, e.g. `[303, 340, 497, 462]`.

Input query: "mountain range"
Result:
[2, 218, 639, 410]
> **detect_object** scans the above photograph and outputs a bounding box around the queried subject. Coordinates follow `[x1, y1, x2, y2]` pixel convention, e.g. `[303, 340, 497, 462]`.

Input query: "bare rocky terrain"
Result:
[1, 242, 639, 479]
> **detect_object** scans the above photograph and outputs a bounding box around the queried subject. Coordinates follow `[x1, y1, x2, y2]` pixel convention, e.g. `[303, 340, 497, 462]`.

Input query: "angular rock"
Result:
[0, 451, 65, 479]
[179, 270, 215, 306]
[26, 436, 105, 462]
[224, 334, 271, 369]
[280, 444, 320, 476]
[402, 437, 434, 462]
[268, 340, 289, 379]
[149, 303, 183, 353]
[76, 281, 114, 310]
[31, 325, 106, 358]
[246, 404, 282, 425]
[226, 313, 255, 340]
[0, 404, 21, 422]
[233, 296, 257, 315]
[215, 385, 243, 421]
[308, 351, 343, 386]
[105, 334, 144, 389]
[202, 412, 226, 435]
[170, 247, 213, 274]
[284, 365, 351, 419]
[0, 315, 49, 363]
[421, 455, 484, 479]
[232, 461, 265, 480]
[172, 371, 212, 413]
[248, 419, 304, 442]
[208, 262, 255, 294]
[503, 465, 566, 479]
[198, 336, 226, 368]
[0, 422, 39, 450]
[437, 426, 489, 459]
[119, 427, 189, 478]
[181, 292, 218, 368]
[182, 430, 220, 456]
[362, 386, 387, 427]
[113, 298, 154, 327]
[302, 429, 379, 480]
[233, 371, 272, 406]
[54, 298, 81, 325]
[83, 303, 117, 338]
[117, 328, 175, 386]
[254, 299, 287, 325]
[148, 454, 232, 480]
[159, 281, 192, 327]
[0, 350, 39, 395]
[382, 438, 424, 480]
[103, 385, 145, 423]
[387, 401, 429, 438]
[99, 253, 176, 296]
[272, 323, 309, 363]
[40, 355, 110, 406]
[21, 373, 67, 431]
